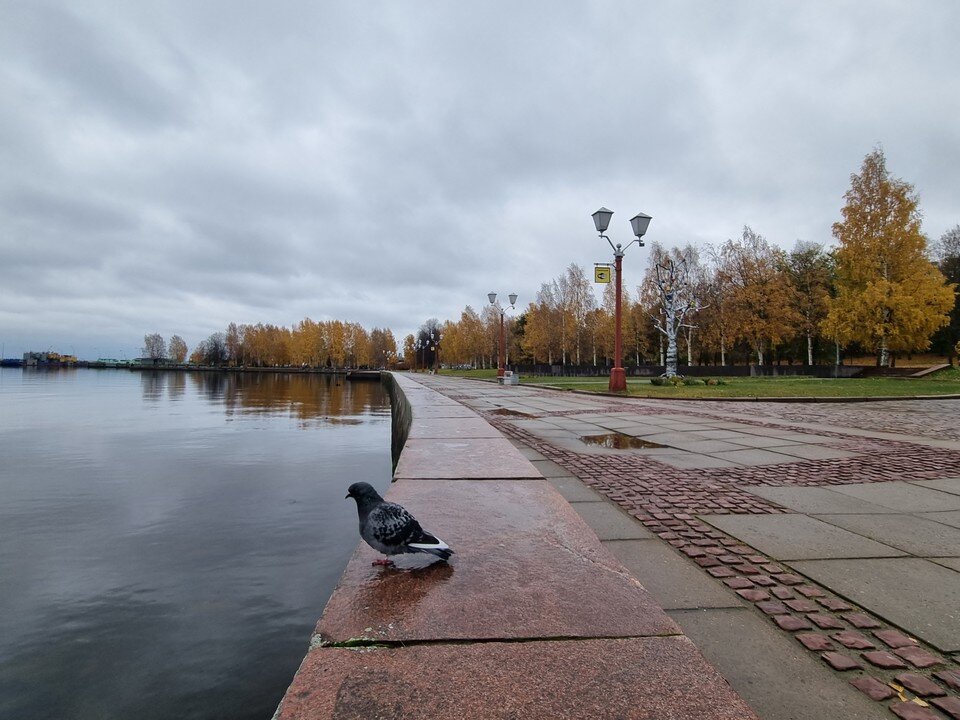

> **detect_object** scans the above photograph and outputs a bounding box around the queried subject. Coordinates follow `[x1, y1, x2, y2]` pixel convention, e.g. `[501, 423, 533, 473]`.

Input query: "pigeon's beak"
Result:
[345, 492, 351, 499]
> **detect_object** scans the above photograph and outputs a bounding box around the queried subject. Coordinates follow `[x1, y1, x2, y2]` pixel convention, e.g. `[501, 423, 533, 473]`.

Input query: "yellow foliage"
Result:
[823, 148, 955, 359]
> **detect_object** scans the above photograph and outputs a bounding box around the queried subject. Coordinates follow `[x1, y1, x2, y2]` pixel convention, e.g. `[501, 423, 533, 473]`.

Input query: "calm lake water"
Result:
[0, 368, 392, 720]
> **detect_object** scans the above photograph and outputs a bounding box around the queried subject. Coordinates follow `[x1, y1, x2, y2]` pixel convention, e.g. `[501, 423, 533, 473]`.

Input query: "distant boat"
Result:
[0, 358, 23, 368]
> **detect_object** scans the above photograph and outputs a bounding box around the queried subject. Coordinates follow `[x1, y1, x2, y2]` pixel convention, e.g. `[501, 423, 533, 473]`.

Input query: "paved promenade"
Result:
[275, 373, 756, 720]
[412, 374, 960, 720]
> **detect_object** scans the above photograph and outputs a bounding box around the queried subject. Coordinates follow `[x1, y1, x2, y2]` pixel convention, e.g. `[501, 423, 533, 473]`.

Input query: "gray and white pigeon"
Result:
[346, 482, 454, 565]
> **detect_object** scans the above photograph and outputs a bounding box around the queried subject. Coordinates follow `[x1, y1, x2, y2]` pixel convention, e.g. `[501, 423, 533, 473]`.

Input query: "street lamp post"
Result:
[431, 332, 442, 373]
[488, 292, 518, 378]
[592, 207, 652, 392]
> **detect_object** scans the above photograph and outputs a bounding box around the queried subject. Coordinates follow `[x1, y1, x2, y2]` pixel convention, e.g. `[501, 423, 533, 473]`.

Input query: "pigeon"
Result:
[345, 482, 454, 565]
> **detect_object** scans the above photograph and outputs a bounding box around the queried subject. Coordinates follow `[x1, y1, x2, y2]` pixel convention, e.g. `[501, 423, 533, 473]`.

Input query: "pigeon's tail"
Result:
[408, 533, 454, 562]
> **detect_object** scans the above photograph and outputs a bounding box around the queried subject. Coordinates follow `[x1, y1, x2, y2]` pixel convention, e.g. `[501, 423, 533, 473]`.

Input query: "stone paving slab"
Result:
[789, 557, 960, 652]
[604, 539, 745, 610]
[744, 486, 902, 514]
[813, 513, 960, 557]
[696, 429, 757, 440]
[529, 458, 575, 478]
[910, 477, 960, 496]
[702, 513, 907, 560]
[651, 438, 748, 454]
[669, 608, 883, 720]
[595, 418, 653, 430]
[406, 416, 504, 439]
[567, 501, 653, 540]
[652, 453, 742, 469]
[932, 557, 960, 571]
[511, 442, 545, 461]
[394, 437, 541, 479]
[408, 404, 479, 418]
[317, 479, 679, 644]
[762, 444, 858, 461]
[920, 511, 960, 529]
[612, 422, 663, 437]
[547, 476, 606, 502]
[828, 481, 960, 512]
[274, 637, 759, 720]
[707, 448, 805, 466]
[722, 434, 810, 449]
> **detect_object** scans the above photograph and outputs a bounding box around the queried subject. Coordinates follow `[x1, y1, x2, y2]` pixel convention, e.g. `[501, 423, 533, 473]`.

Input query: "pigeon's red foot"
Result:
[372, 558, 395, 567]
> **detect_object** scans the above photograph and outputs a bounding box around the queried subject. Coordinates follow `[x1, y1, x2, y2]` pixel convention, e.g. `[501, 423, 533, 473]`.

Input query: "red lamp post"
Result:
[488, 292, 518, 378]
[592, 208, 651, 392]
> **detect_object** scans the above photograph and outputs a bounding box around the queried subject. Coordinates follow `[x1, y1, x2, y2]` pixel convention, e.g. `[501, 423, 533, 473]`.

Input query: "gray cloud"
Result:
[1, 0, 958, 359]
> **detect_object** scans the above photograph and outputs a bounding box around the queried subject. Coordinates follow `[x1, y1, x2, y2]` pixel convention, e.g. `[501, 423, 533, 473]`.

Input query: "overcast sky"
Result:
[1, 1, 958, 360]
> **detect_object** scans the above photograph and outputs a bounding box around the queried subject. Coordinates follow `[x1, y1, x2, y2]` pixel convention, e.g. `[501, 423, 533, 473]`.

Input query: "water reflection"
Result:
[580, 432, 665, 449]
[0, 368, 393, 720]
[137, 371, 388, 426]
[167, 372, 186, 401]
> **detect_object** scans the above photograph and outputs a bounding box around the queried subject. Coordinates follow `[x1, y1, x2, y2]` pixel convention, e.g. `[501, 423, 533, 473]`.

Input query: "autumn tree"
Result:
[458, 306, 487, 367]
[696, 252, 737, 365]
[930, 225, 960, 363]
[625, 297, 652, 366]
[143, 333, 166, 360]
[194, 332, 227, 365]
[717, 227, 800, 365]
[369, 327, 398, 368]
[786, 241, 833, 365]
[225, 322, 242, 366]
[402, 334, 416, 368]
[521, 299, 557, 364]
[481, 304, 501, 369]
[168, 335, 188, 363]
[560, 264, 596, 364]
[823, 148, 954, 366]
[344, 322, 371, 367]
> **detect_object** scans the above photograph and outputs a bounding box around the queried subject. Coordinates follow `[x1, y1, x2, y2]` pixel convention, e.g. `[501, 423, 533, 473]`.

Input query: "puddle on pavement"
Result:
[580, 433, 664, 449]
[491, 408, 535, 418]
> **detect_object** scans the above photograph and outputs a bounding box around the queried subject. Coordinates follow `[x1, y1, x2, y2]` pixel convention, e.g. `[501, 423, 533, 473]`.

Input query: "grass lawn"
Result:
[438, 367, 960, 399]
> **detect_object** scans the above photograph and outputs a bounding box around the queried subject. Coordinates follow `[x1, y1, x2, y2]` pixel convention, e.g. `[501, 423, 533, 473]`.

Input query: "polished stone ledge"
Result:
[274, 373, 757, 720]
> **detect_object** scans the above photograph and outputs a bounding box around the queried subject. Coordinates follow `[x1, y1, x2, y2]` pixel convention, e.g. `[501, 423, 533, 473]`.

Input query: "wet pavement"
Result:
[275, 373, 757, 720]
[411, 374, 960, 720]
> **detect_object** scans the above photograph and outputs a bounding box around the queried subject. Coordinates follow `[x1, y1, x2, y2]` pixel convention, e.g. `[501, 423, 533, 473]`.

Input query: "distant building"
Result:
[22, 352, 77, 366]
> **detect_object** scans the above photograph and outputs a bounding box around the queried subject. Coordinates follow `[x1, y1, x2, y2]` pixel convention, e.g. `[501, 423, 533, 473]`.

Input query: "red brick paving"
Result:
[809, 613, 846, 630]
[889, 701, 941, 720]
[822, 651, 863, 671]
[774, 615, 812, 631]
[832, 631, 876, 650]
[896, 674, 948, 697]
[844, 613, 883, 629]
[877, 630, 921, 649]
[850, 675, 897, 701]
[863, 651, 910, 670]
[797, 633, 835, 651]
[935, 671, 960, 691]
[931, 696, 960, 719]
[896, 647, 945, 669]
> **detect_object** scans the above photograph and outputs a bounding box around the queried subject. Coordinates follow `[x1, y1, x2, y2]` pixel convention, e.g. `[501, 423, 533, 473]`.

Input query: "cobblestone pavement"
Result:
[700, 399, 960, 444]
[414, 375, 960, 720]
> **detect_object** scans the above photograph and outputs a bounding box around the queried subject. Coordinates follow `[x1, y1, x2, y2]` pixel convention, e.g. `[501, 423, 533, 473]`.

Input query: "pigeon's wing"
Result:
[368, 502, 424, 548]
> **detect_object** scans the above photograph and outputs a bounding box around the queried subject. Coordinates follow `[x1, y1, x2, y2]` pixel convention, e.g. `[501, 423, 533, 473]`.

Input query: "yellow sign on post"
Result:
[594, 266, 612, 284]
